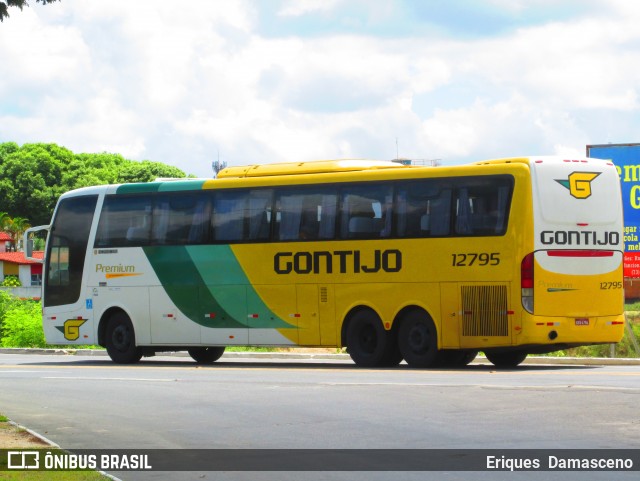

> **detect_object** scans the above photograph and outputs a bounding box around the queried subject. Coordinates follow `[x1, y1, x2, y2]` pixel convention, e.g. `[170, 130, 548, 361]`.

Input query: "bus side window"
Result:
[317, 193, 338, 239]
[275, 188, 337, 241]
[277, 192, 304, 241]
[340, 184, 392, 239]
[395, 180, 450, 237]
[453, 178, 512, 236]
[427, 194, 452, 236]
[247, 189, 272, 241]
[153, 193, 210, 245]
[212, 189, 272, 243]
[95, 195, 153, 247]
[213, 191, 247, 243]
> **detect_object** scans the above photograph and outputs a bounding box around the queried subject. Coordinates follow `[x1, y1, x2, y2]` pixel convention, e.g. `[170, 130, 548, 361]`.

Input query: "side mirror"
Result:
[23, 225, 50, 262]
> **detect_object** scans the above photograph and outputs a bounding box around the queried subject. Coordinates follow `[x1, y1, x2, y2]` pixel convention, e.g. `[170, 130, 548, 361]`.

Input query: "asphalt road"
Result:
[1, 352, 639, 481]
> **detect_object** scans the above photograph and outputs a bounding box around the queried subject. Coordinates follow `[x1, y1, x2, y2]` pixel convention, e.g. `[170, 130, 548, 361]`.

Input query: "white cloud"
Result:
[2, 0, 640, 176]
[278, 0, 343, 17]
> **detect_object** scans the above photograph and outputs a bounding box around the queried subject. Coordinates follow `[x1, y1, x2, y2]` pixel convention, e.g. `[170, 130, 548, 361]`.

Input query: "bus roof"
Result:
[216, 159, 410, 178]
[60, 156, 571, 198]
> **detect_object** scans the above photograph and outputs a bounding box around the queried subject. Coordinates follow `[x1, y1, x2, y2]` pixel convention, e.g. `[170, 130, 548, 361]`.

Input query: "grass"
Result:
[0, 469, 106, 481]
[0, 414, 105, 480]
[626, 300, 640, 311]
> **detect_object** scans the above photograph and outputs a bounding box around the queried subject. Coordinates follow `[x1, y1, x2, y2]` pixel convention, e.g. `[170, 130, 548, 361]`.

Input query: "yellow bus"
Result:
[25, 156, 625, 368]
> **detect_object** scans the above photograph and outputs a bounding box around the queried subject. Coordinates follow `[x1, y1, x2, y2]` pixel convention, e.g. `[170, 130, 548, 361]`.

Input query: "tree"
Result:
[0, 0, 58, 22]
[0, 143, 67, 225]
[0, 142, 188, 225]
[117, 160, 188, 183]
[2, 216, 30, 251]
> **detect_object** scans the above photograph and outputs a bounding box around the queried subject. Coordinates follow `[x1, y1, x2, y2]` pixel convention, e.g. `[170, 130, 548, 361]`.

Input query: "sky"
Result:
[1, 0, 639, 177]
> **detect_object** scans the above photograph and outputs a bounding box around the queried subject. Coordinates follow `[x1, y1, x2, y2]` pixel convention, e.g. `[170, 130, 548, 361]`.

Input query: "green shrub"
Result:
[0, 291, 21, 339]
[0, 299, 45, 348]
[0, 275, 21, 287]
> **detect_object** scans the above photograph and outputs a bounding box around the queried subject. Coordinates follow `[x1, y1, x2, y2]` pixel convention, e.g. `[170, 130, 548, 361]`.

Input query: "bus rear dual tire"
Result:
[347, 309, 479, 369]
[397, 310, 439, 368]
[345, 310, 402, 367]
[346, 309, 440, 368]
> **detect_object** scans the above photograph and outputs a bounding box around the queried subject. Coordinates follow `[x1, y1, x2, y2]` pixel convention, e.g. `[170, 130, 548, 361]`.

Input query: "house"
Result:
[0, 251, 44, 287]
[0, 232, 10, 253]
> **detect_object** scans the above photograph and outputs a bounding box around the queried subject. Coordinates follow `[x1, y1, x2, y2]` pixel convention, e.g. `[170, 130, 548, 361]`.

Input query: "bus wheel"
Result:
[485, 350, 527, 368]
[436, 349, 478, 367]
[188, 347, 225, 364]
[398, 310, 438, 368]
[105, 313, 143, 364]
[346, 310, 394, 367]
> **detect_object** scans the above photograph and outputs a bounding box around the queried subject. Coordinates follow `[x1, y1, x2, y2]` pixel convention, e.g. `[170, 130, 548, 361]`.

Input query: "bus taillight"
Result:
[521, 253, 534, 314]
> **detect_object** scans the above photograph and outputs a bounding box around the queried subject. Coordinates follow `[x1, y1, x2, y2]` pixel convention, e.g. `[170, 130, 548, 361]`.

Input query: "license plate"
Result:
[575, 318, 589, 326]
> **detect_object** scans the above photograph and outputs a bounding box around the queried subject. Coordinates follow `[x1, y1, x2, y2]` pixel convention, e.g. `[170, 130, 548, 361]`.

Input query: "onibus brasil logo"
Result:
[555, 172, 601, 199]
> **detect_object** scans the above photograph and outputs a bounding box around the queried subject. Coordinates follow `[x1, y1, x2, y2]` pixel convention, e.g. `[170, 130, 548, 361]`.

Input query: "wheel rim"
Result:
[112, 325, 130, 352]
[359, 324, 377, 354]
[407, 322, 430, 354]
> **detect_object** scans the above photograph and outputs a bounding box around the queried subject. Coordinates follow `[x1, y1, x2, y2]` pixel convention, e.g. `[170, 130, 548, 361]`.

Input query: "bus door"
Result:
[296, 284, 322, 345]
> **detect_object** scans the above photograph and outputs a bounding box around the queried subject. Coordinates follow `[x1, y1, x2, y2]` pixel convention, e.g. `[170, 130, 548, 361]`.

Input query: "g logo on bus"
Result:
[55, 319, 87, 341]
[555, 172, 600, 199]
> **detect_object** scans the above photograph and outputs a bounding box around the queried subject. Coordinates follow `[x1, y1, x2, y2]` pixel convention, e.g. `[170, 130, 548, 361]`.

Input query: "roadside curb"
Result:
[1, 347, 640, 365]
[8, 420, 60, 448]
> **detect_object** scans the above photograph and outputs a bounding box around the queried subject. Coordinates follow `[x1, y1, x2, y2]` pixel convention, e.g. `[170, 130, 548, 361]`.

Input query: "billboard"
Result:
[587, 143, 640, 278]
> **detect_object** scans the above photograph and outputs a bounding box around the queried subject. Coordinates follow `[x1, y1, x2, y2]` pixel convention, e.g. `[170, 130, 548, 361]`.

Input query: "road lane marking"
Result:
[42, 376, 176, 382]
[0, 370, 49, 373]
[319, 382, 640, 392]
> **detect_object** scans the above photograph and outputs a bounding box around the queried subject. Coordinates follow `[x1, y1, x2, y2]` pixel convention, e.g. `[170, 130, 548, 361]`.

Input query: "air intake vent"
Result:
[320, 287, 328, 303]
[461, 285, 509, 336]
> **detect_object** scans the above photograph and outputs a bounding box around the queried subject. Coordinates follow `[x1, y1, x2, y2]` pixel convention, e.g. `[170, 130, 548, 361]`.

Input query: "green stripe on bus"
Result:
[116, 180, 206, 195]
[158, 180, 207, 192]
[186, 245, 293, 329]
[142, 245, 294, 330]
[143, 246, 245, 328]
[116, 183, 162, 194]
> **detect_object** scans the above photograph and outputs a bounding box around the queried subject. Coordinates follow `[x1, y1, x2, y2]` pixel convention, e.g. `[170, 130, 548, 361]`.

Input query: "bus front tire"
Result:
[105, 313, 143, 364]
[485, 350, 527, 368]
[398, 310, 438, 368]
[188, 346, 226, 364]
[346, 310, 396, 368]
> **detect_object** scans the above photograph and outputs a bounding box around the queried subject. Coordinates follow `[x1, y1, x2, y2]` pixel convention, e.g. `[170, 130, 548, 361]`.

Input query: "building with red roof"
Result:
[0, 232, 11, 253]
[0, 251, 44, 287]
